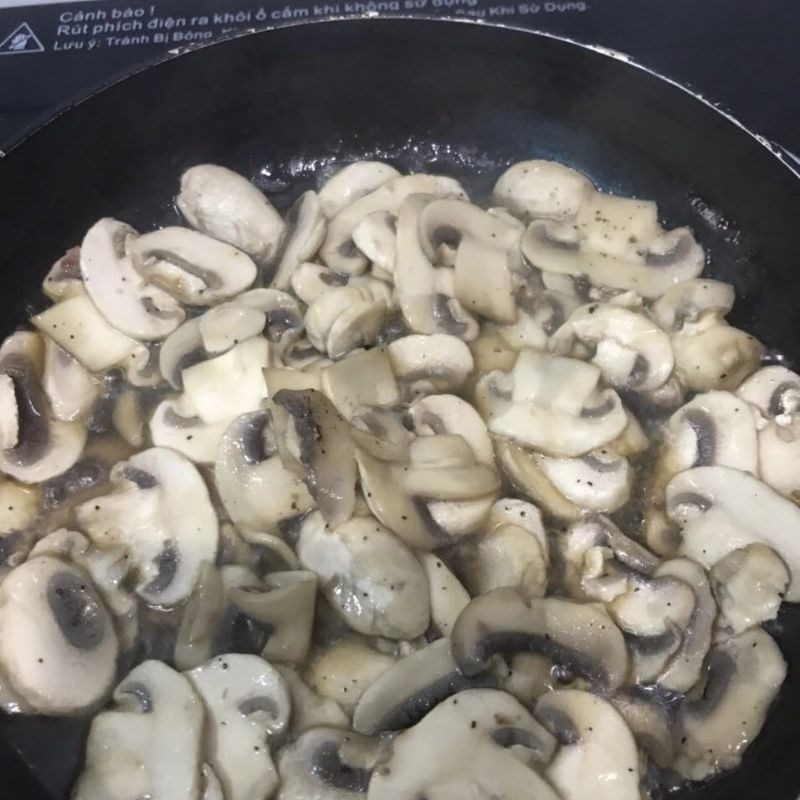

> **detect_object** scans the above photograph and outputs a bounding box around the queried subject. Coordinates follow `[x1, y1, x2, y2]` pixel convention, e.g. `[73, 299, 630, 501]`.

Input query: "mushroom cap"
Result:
[271, 191, 327, 289]
[0, 555, 118, 714]
[736, 364, 800, 419]
[318, 161, 402, 218]
[651, 278, 735, 332]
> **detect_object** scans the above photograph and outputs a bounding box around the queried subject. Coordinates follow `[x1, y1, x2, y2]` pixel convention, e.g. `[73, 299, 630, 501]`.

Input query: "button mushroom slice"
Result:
[274, 665, 349, 734]
[710, 543, 789, 636]
[651, 278, 736, 333]
[149, 397, 231, 464]
[237, 288, 305, 347]
[550, 302, 674, 391]
[159, 317, 207, 390]
[264, 366, 322, 396]
[73, 660, 205, 800]
[276, 725, 387, 800]
[418, 199, 521, 323]
[736, 364, 800, 419]
[451, 587, 629, 694]
[352, 210, 397, 273]
[320, 173, 466, 274]
[0, 480, 40, 578]
[393, 194, 478, 339]
[387, 333, 474, 399]
[181, 337, 271, 425]
[522, 220, 704, 300]
[611, 690, 675, 769]
[673, 321, 764, 392]
[0, 555, 118, 714]
[348, 407, 412, 463]
[755, 415, 800, 500]
[80, 218, 185, 340]
[320, 346, 400, 419]
[673, 627, 786, 781]
[318, 161, 402, 218]
[177, 164, 286, 266]
[129, 226, 258, 305]
[174, 561, 226, 671]
[368, 688, 561, 800]
[270, 388, 357, 528]
[42, 245, 84, 301]
[353, 638, 497, 735]
[271, 190, 327, 289]
[42, 336, 99, 422]
[0, 333, 87, 484]
[32, 293, 140, 373]
[666, 465, 800, 600]
[419, 553, 470, 638]
[215, 410, 315, 533]
[500, 287, 582, 352]
[535, 689, 641, 800]
[493, 160, 593, 221]
[197, 303, 266, 355]
[75, 446, 218, 606]
[187, 654, 291, 800]
[305, 635, 397, 714]
[297, 512, 430, 640]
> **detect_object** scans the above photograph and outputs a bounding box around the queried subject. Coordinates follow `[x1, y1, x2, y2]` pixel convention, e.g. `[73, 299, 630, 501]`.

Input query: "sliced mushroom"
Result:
[0, 555, 118, 714]
[352, 210, 396, 273]
[277, 725, 386, 800]
[42, 336, 99, 422]
[736, 364, 800, 419]
[388, 334, 474, 397]
[80, 218, 185, 340]
[129, 226, 257, 305]
[73, 660, 204, 800]
[237, 288, 305, 347]
[419, 553, 470, 637]
[550, 302, 674, 391]
[274, 665, 349, 735]
[710, 543, 789, 636]
[320, 173, 466, 274]
[178, 164, 286, 265]
[318, 161, 401, 218]
[270, 388, 357, 527]
[187, 654, 291, 800]
[452, 587, 628, 694]
[673, 627, 786, 781]
[215, 410, 315, 533]
[320, 346, 399, 419]
[651, 278, 736, 333]
[75, 447, 218, 606]
[149, 398, 231, 464]
[272, 191, 327, 289]
[611, 690, 675, 768]
[368, 688, 560, 800]
[535, 689, 641, 800]
[667, 465, 800, 600]
[42, 246, 83, 301]
[197, 303, 266, 354]
[297, 512, 430, 639]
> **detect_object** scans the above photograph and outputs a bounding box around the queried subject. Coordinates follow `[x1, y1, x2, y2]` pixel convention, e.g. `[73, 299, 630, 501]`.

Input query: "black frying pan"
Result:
[1, 16, 799, 800]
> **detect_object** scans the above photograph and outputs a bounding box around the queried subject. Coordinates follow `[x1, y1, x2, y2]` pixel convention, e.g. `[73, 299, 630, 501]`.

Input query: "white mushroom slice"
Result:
[80, 218, 185, 340]
[237, 288, 305, 346]
[0, 375, 17, 450]
[673, 627, 786, 781]
[673, 322, 764, 392]
[304, 636, 396, 714]
[320, 173, 466, 273]
[660, 391, 760, 482]
[75, 447, 218, 606]
[271, 191, 327, 289]
[42, 246, 83, 301]
[0, 555, 118, 714]
[667, 465, 800, 600]
[274, 666, 349, 734]
[0, 480, 40, 575]
[181, 337, 270, 424]
[73, 661, 204, 800]
[177, 164, 286, 265]
[32, 293, 139, 372]
[393, 194, 478, 339]
[485, 350, 628, 457]
[201, 764, 225, 800]
[277, 726, 386, 799]
[368, 688, 562, 800]
[187, 654, 291, 800]
[149, 398, 230, 464]
[452, 588, 629, 694]
[736, 364, 800, 419]
[535, 690, 640, 800]
[419, 553, 470, 637]
[42, 337, 99, 422]
[419, 199, 521, 323]
[651, 278, 736, 332]
[318, 161, 402, 218]
[611, 690, 675, 768]
[0, 333, 86, 484]
[551, 302, 674, 391]
[159, 317, 206, 390]
[215, 410, 315, 533]
[388, 334, 474, 396]
[298, 512, 430, 639]
[290, 262, 348, 305]
[710, 543, 789, 636]
[352, 210, 397, 272]
[198, 303, 266, 354]
[130, 226, 257, 305]
[757, 417, 800, 500]
[493, 160, 592, 220]
[264, 367, 322, 396]
[320, 346, 399, 418]
[522, 220, 704, 299]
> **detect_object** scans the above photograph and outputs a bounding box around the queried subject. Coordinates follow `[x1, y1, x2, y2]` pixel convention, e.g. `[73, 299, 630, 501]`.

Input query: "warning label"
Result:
[0, 20, 44, 52]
